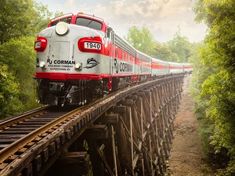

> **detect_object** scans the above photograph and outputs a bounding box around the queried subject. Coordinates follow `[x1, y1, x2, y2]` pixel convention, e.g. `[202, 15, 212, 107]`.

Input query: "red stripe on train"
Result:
[35, 72, 107, 80]
[35, 72, 151, 81]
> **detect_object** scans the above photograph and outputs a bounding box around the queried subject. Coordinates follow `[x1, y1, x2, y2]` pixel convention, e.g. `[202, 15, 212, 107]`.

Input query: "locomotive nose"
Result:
[55, 22, 69, 36]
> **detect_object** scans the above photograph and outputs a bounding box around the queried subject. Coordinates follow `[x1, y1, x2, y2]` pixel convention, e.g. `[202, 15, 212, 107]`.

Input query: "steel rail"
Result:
[0, 106, 48, 130]
[0, 106, 83, 163]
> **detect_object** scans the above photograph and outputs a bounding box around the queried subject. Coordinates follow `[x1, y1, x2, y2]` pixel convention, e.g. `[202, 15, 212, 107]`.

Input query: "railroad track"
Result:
[0, 106, 77, 171]
[0, 106, 49, 150]
[0, 73, 185, 176]
[0, 91, 116, 175]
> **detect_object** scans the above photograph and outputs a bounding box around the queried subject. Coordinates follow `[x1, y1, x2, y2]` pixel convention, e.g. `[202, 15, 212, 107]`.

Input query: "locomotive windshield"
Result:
[76, 17, 102, 30]
[50, 16, 72, 26]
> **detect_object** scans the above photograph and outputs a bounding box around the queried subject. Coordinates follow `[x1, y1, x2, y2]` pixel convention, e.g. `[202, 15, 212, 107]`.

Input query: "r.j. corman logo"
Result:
[84, 58, 99, 69]
[47, 59, 75, 65]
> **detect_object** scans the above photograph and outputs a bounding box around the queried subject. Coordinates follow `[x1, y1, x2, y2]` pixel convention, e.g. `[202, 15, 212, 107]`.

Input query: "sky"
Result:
[36, 0, 207, 43]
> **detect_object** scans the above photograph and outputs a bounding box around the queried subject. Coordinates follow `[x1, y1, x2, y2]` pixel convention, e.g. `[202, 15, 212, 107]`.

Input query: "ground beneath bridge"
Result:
[167, 75, 214, 176]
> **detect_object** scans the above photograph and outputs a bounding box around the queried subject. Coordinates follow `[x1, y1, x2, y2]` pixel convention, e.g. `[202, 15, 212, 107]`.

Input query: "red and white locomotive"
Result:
[34, 12, 192, 106]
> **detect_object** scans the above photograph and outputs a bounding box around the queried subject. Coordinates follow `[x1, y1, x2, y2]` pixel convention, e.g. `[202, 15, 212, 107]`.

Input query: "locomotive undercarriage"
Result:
[37, 76, 145, 106]
[37, 79, 106, 106]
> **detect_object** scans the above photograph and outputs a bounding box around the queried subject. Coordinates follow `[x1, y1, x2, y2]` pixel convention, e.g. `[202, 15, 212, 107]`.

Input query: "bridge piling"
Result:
[84, 76, 185, 176]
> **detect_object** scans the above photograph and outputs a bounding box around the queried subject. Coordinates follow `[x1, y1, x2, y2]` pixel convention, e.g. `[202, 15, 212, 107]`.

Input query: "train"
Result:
[34, 12, 192, 106]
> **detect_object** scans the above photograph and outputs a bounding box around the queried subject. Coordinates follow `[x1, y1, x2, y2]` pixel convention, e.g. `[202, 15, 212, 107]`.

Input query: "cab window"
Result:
[50, 17, 72, 26]
[76, 17, 102, 30]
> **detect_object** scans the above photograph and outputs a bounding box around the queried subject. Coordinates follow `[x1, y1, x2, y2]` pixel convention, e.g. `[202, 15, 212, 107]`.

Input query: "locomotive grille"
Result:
[50, 41, 70, 60]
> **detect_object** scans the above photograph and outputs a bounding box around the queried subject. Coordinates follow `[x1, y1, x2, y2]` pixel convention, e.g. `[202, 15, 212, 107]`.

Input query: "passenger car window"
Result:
[76, 17, 102, 30]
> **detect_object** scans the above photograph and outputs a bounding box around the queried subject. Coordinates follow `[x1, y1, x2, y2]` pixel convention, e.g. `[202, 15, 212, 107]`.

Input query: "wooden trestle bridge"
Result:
[0, 73, 185, 176]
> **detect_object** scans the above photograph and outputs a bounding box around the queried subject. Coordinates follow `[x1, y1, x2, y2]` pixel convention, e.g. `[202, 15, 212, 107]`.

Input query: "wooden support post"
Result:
[128, 106, 134, 175]
[86, 131, 105, 176]
[111, 125, 118, 176]
[148, 135, 154, 176]
[137, 96, 145, 176]
[113, 105, 132, 175]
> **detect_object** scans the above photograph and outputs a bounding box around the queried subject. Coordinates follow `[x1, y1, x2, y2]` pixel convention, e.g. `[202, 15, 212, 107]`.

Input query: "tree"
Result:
[0, 0, 52, 44]
[154, 42, 179, 61]
[0, 0, 35, 44]
[0, 65, 22, 117]
[193, 0, 235, 174]
[0, 36, 39, 112]
[127, 26, 194, 62]
[167, 32, 193, 62]
[33, 2, 52, 33]
[127, 26, 156, 56]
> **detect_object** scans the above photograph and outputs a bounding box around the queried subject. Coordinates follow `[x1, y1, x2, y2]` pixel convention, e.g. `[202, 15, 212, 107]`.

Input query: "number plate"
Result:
[84, 42, 101, 50]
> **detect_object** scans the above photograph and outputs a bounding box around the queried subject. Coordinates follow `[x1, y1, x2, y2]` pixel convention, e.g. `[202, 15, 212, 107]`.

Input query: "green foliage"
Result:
[154, 42, 179, 61]
[0, 0, 52, 44]
[167, 32, 194, 62]
[127, 26, 156, 56]
[0, 65, 22, 117]
[127, 26, 195, 62]
[0, 36, 39, 113]
[190, 44, 214, 156]
[33, 2, 52, 33]
[201, 70, 235, 149]
[0, 0, 35, 43]
[192, 0, 235, 174]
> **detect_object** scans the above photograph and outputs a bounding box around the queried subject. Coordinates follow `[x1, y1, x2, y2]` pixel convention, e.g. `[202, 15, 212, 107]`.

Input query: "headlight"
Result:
[34, 36, 47, 52]
[75, 62, 82, 70]
[39, 61, 46, 68]
[55, 22, 69, 36]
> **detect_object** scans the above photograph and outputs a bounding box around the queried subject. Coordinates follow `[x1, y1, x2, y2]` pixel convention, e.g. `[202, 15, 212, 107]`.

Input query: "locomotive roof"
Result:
[50, 12, 105, 23]
[76, 12, 104, 22]
[50, 13, 73, 22]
